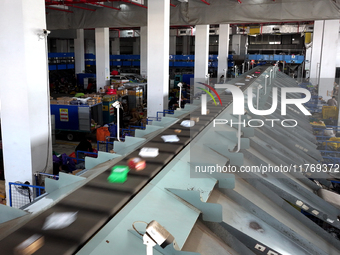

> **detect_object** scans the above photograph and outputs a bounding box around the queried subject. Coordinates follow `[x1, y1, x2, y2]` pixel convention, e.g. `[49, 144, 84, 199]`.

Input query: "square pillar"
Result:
[318, 20, 340, 100]
[140, 26, 147, 78]
[0, 0, 52, 203]
[74, 29, 85, 74]
[232, 35, 241, 55]
[218, 24, 230, 82]
[170, 36, 177, 55]
[111, 38, 120, 55]
[95, 28, 110, 91]
[182, 36, 190, 55]
[310, 20, 324, 85]
[147, 0, 170, 118]
[133, 38, 140, 55]
[194, 25, 209, 80]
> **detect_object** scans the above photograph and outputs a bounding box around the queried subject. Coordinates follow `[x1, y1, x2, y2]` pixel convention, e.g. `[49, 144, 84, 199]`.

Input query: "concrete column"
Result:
[56, 39, 68, 52]
[182, 36, 190, 55]
[133, 38, 140, 55]
[111, 38, 120, 55]
[74, 29, 85, 74]
[95, 28, 110, 91]
[318, 20, 340, 100]
[0, 0, 52, 201]
[310, 20, 324, 85]
[85, 39, 95, 54]
[218, 24, 230, 82]
[337, 32, 340, 68]
[305, 47, 312, 79]
[194, 25, 209, 80]
[140, 26, 147, 78]
[147, 0, 170, 118]
[232, 35, 242, 55]
[170, 36, 176, 55]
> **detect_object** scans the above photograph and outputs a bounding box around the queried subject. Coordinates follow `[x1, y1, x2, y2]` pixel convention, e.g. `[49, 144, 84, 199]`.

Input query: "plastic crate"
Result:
[322, 106, 338, 119]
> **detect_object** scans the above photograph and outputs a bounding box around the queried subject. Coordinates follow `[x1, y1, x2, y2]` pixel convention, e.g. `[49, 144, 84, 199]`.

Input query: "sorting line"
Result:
[0, 66, 267, 255]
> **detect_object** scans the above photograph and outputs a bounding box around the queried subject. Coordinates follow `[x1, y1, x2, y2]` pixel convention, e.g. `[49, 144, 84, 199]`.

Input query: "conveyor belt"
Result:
[0, 66, 268, 254]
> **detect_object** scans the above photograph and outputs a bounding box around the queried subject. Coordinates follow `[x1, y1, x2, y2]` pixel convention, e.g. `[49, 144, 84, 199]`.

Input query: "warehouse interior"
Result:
[1, 0, 340, 254]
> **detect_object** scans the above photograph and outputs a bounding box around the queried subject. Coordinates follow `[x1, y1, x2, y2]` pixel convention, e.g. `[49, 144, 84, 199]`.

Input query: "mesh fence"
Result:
[9, 182, 45, 209]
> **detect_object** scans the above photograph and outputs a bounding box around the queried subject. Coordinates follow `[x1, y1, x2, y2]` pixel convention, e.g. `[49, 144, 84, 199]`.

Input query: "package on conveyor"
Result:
[107, 165, 129, 183]
[127, 157, 146, 171]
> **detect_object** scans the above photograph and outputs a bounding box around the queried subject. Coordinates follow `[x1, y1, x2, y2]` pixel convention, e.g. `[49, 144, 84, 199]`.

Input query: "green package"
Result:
[107, 165, 129, 183]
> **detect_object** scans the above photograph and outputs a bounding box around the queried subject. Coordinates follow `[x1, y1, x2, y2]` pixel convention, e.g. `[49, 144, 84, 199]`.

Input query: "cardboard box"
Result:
[50, 100, 58, 105]
[190, 117, 199, 123]
[117, 89, 127, 96]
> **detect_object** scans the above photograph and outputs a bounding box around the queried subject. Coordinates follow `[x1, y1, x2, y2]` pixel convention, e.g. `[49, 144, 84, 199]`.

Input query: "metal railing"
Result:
[9, 182, 45, 208]
[97, 139, 115, 152]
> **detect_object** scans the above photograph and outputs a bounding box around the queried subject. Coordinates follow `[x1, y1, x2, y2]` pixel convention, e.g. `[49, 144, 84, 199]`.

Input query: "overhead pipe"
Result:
[201, 0, 210, 5]
[66, 4, 96, 11]
[91, 3, 120, 10]
[46, 6, 73, 13]
[121, 0, 147, 8]
[46, 0, 112, 5]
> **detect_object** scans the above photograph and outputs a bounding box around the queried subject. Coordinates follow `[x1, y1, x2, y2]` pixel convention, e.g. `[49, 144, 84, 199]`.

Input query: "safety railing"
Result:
[34, 172, 59, 190]
[156, 110, 175, 121]
[97, 139, 115, 152]
[9, 182, 45, 208]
